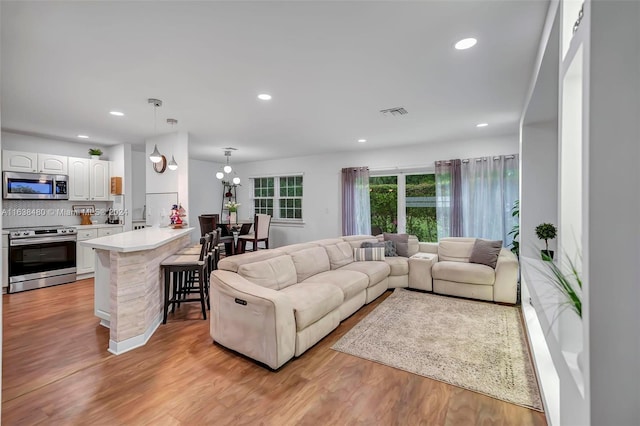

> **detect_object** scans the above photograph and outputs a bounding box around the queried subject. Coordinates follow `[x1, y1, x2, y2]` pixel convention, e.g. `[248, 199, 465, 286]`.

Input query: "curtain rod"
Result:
[436, 155, 516, 165]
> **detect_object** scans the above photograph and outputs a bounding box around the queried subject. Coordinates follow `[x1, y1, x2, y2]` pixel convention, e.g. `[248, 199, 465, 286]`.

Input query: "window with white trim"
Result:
[252, 175, 303, 220]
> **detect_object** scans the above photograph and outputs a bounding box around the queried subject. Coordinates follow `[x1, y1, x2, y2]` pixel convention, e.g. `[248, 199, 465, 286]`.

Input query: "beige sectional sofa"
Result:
[209, 235, 518, 369]
[419, 237, 519, 304]
[210, 235, 436, 369]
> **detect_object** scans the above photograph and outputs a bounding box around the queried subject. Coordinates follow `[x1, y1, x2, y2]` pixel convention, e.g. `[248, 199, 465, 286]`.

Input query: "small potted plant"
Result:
[535, 222, 557, 260]
[88, 148, 103, 160]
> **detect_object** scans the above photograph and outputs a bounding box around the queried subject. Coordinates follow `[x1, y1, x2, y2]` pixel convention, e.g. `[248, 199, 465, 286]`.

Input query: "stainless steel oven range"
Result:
[6, 225, 77, 293]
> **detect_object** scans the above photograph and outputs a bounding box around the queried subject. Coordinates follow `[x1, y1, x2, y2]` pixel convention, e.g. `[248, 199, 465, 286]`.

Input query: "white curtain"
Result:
[461, 155, 519, 245]
[342, 167, 371, 236]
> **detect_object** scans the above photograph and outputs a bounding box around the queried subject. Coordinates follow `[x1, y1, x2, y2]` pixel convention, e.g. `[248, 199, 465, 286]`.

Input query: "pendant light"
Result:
[148, 98, 163, 163]
[216, 149, 241, 185]
[166, 118, 178, 171]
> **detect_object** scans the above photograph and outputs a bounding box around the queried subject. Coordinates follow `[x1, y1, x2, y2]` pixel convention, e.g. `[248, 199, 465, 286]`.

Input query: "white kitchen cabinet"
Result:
[75, 226, 123, 277]
[90, 160, 110, 201]
[2, 150, 38, 172]
[76, 228, 98, 275]
[2, 151, 68, 174]
[68, 157, 90, 200]
[68, 157, 110, 201]
[38, 154, 68, 174]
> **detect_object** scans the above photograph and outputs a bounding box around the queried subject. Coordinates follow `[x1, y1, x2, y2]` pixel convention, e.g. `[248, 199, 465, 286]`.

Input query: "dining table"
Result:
[217, 220, 253, 255]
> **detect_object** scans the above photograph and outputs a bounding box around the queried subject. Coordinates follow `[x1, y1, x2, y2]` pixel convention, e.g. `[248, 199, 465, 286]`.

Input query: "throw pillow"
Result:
[384, 233, 410, 257]
[353, 247, 385, 262]
[361, 240, 397, 257]
[468, 239, 503, 269]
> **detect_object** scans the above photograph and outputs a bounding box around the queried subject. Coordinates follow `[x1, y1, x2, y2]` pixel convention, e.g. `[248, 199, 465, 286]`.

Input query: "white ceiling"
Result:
[1, 1, 548, 163]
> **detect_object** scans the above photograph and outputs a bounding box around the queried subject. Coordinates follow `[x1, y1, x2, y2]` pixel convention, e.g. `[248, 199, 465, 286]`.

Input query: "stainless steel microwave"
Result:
[3, 171, 69, 200]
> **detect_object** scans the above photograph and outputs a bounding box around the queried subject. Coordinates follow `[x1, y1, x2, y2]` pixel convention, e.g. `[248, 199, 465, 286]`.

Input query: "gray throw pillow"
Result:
[468, 239, 503, 269]
[383, 233, 409, 257]
[361, 240, 397, 257]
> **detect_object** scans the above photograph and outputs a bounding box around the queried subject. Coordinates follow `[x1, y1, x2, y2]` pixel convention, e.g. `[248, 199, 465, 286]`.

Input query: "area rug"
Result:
[332, 288, 543, 411]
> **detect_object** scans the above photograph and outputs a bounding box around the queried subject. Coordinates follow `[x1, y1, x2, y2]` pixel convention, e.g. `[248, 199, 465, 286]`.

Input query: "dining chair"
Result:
[198, 214, 219, 237]
[238, 214, 271, 253]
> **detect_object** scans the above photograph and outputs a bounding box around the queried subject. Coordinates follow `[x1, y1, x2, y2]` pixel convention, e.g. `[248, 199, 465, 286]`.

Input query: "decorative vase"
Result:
[229, 211, 237, 225]
[90, 155, 100, 160]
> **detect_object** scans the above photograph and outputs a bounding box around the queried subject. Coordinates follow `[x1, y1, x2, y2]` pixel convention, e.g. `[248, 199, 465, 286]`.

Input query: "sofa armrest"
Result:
[493, 249, 519, 304]
[210, 270, 296, 369]
[419, 242, 439, 254]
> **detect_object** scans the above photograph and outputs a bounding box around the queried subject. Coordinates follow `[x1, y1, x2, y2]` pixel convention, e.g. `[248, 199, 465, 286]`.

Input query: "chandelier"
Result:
[216, 149, 240, 185]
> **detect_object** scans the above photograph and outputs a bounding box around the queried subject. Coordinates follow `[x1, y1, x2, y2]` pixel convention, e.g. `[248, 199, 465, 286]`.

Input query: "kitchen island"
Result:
[80, 227, 194, 355]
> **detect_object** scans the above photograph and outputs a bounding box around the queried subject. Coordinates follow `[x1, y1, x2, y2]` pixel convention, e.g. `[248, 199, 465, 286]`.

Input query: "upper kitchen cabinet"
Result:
[2, 150, 68, 174]
[68, 157, 110, 201]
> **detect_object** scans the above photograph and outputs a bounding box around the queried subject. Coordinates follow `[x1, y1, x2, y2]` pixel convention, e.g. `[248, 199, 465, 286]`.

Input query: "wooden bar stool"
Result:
[161, 233, 212, 323]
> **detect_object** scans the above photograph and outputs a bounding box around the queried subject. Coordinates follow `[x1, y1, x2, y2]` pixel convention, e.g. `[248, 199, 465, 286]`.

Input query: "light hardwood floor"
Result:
[2, 279, 547, 425]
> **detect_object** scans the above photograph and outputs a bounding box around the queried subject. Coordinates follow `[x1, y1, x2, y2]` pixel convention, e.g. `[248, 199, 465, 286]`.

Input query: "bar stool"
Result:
[160, 233, 212, 323]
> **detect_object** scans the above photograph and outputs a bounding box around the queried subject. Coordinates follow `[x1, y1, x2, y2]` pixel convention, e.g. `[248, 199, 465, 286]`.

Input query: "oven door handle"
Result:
[9, 236, 77, 246]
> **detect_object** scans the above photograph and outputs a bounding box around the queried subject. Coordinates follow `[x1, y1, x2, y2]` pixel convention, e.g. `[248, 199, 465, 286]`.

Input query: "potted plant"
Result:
[88, 148, 103, 160]
[225, 201, 240, 224]
[535, 222, 557, 260]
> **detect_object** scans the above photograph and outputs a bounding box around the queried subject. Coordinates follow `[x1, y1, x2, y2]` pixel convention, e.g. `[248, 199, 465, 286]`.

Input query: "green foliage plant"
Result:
[537, 253, 582, 318]
[508, 200, 520, 256]
[535, 223, 557, 253]
[88, 148, 103, 156]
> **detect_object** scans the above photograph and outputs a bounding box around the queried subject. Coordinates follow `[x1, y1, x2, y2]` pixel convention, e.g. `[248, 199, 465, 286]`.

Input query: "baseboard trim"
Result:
[108, 313, 162, 355]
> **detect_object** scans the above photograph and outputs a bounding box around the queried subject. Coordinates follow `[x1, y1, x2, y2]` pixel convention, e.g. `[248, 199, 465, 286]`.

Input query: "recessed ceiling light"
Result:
[476, 123, 489, 128]
[257, 94, 272, 101]
[110, 111, 124, 116]
[358, 139, 367, 143]
[77, 134, 89, 139]
[454, 38, 477, 50]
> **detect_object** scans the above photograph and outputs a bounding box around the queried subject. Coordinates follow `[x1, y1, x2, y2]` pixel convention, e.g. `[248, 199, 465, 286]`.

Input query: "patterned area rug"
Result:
[332, 288, 543, 411]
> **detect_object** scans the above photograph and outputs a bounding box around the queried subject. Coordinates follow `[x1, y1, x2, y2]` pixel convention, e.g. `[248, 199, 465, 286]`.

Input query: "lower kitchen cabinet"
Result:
[75, 226, 123, 277]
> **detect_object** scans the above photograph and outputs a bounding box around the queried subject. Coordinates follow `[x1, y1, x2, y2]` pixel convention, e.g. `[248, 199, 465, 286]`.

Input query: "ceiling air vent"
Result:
[380, 107, 408, 117]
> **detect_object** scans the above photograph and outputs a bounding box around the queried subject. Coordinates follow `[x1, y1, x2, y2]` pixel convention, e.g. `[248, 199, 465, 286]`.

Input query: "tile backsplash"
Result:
[2, 200, 112, 228]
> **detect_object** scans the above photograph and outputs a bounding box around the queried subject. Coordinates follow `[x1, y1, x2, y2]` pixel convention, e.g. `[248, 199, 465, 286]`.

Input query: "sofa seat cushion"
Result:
[303, 270, 368, 300]
[338, 261, 390, 287]
[280, 283, 344, 331]
[384, 257, 409, 276]
[432, 261, 495, 285]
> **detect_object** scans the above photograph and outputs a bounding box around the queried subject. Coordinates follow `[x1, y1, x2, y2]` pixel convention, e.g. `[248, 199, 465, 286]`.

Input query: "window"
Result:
[369, 173, 437, 242]
[405, 174, 437, 242]
[253, 175, 303, 221]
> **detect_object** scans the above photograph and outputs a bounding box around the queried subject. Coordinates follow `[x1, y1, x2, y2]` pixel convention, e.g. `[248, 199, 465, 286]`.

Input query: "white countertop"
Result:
[73, 224, 124, 229]
[79, 227, 194, 253]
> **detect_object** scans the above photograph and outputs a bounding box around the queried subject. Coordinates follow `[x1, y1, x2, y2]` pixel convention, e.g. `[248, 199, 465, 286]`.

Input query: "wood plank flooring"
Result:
[2, 279, 547, 425]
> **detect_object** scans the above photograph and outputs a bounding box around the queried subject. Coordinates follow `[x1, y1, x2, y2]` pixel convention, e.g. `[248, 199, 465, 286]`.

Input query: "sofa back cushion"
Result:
[277, 242, 320, 255]
[290, 246, 331, 282]
[408, 235, 419, 257]
[237, 255, 298, 290]
[342, 235, 377, 249]
[324, 242, 354, 269]
[438, 237, 477, 262]
[218, 249, 286, 273]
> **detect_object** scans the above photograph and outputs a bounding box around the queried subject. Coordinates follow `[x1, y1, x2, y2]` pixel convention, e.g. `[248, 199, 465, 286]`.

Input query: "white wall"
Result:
[189, 159, 224, 242]
[105, 144, 133, 231]
[231, 135, 518, 247]
[131, 151, 146, 221]
[588, 1, 640, 424]
[145, 132, 190, 226]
